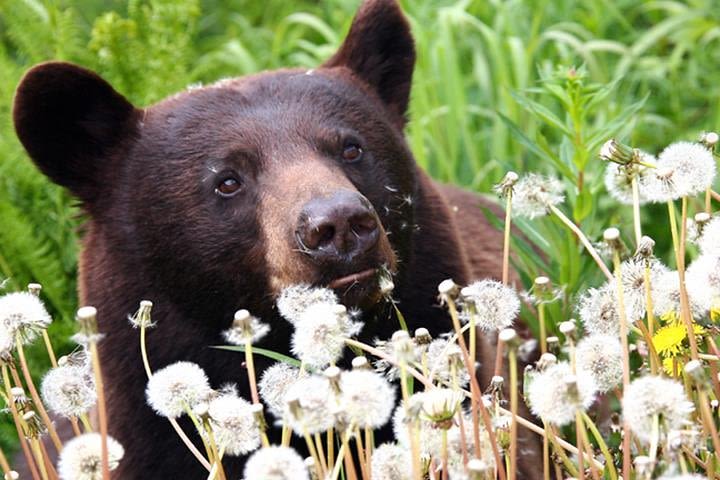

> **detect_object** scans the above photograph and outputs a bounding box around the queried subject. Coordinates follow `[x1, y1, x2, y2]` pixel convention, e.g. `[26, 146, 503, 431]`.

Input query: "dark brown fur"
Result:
[13, 0, 541, 477]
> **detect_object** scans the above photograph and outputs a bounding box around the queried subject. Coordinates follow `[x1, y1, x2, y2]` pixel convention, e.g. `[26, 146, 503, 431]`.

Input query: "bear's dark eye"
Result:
[215, 176, 242, 197]
[341, 143, 363, 163]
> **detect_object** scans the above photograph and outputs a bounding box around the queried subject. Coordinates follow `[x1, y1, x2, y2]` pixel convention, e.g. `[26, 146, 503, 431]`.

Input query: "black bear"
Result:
[13, 0, 541, 477]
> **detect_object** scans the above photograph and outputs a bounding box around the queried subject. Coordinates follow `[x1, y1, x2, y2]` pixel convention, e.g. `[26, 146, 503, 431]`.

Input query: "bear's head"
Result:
[13, 0, 422, 325]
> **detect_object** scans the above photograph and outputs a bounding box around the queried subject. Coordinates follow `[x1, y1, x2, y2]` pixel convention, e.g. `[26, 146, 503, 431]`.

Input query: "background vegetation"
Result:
[1, 0, 719, 453]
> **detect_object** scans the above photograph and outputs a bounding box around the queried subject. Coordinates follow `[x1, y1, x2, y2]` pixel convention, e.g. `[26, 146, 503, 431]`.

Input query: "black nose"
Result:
[296, 190, 380, 262]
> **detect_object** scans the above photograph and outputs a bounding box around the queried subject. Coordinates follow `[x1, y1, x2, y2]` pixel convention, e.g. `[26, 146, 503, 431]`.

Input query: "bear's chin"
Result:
[327, 268, 385, 309]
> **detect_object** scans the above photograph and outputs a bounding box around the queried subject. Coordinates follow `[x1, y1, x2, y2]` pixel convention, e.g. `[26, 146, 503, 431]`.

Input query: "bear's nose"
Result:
[296, 190, 380, 262]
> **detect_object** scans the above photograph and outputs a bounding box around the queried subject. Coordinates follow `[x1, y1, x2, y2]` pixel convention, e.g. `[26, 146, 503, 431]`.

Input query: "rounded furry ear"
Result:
[323, 0, 415, 126]
[13, 62, 139, 205]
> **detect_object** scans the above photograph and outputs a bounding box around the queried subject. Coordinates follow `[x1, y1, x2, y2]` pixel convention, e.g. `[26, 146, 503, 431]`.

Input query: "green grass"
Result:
[1, 0, 720, 453]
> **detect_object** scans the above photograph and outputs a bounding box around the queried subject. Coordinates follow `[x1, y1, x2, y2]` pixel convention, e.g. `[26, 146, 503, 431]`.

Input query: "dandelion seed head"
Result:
[0, 292, 51, 350]
[641, 142, 716, 201]
[276, 285, 338, 324]
[371, 443, 411, 480]
[620, 258, 669, 321]
[622, 376, 694, 444]
[511, 174, 565, 219]
[57, 433, 124, 480]
[259, 363, 303, 419]
[207, 393, 260, 456]
[576, 334, 623, 393]
[291, 302, 362, 368]
[222, 310, 270, 345]
[604, 158, 653, 205]
[459, 280, 520, 332]
[145, 361, 212, 418]
[425, 338, 470, 387]
[243, 446, 309, 480]
[339, 370, 395, 429]
[698, 216, 720, 257]
[527, 362, 596, 426]
[41, 365, 96, 418]
[283, 375, 336, 435]
[686, 255, 720, 305]
[578, 285, 628, 336]
[652, 270, 709, 320]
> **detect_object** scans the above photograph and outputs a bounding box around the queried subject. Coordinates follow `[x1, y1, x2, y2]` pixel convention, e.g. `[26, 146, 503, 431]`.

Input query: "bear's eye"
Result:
[341, 143, 363, 163]
[215, 176, 242, 197]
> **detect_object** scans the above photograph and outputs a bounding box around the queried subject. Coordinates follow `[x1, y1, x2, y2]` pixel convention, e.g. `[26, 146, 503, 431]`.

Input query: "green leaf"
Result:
[212, 345, 302, 367]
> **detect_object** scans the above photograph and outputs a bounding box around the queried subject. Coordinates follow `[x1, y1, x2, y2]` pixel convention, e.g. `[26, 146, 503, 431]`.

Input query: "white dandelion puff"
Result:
[57, 433, 124, 480]
[283, 375, 336, 435]
[276, 285, 338, 324]
[620, 258, 670, 322]
[145, 362, 212, 419]
[698, 216, 720, 257]
[339, 370, 395, 429]
[640, 141, 716, 202]
[459, 280, 520, 332]
[243, 446, 309, 480]
[622, 376, 694, 444]
[576, 334, 623, 393]
[511, 174, 565, 219]
[207, 393, 261, 456]
[686, 255, 720, 306]
[425, 338, 470, 387]
[41, 365, 96, 418]
[578, 285, 628, 336]
[291, 303, 363, 368]
[259, 363, 303, 419]
[527, 362, 597, 426]
[604, 157, 653, 205]
[371, 443, 411, 480]
[0, 291, 51, 350]
[222, 309, 270, 345]
[652, 270, 710, 320]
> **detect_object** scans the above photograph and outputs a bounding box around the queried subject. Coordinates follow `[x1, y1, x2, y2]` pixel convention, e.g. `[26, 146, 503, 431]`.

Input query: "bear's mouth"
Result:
[327, 267, 377, 290]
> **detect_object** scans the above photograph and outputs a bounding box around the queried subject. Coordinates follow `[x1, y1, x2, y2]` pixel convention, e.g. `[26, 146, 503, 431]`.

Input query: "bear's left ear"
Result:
[13, 62, 139, 206]
[323, 0, 415, 126]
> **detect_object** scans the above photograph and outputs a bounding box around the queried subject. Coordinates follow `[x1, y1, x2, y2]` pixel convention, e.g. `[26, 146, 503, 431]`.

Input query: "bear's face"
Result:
[13, 0, 417, 316]
[125, 70, 413, 310]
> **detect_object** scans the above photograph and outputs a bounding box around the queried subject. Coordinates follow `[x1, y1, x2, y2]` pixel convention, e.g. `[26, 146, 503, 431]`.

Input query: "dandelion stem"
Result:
[1, 363, 41, 480]
[502, 190, 513, 286]
[314, 432, 328, 475]
[139, 323, 211, 471]
[635, 320, 661, 375]
[445, 296, 507, 480]
[331, 429, 354, 480]
[352, 426, 369, 480]
[398, 361, 422, 480]
[705, 337, 720, 401]
[578, 413, 600, 480]
[643, 262, 658, 374]
[364, 427, 373, 480]
[327, 428, 334, 470]
[202, 417, 227, 480]
[538, 302, 547, 355]
[0, 445, 11, 477]
[545, 423, 579, 477]
[548, 204, 613, 281]
[674, 197, 700, 360]
[87, 339, 110, 480]
[706, 187, 712, 214]
[508, 344, 518, 480]
[612, 250, 632, 480]
[244, 340, 260, 404]
[13, 335, 63, 453]
[581, 411, 617, 480]
[631, 176, 643, 246]
[575, 411, 585, 480]
[41, 330, 58, 368]
[28, 439, 48, 480]
[697, 386, 720, 459]
[493, 336, 504, 377]
[441, 428, 449, 480]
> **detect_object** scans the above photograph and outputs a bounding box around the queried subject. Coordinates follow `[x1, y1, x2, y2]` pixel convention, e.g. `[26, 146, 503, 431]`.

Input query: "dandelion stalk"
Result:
[202, 417, 227, 480]
[2, 364, 41, 480]
[685, 361, 720, 460]
[548, 204, 613, 281]
[496, 172, 518, 286]
[631, 176, 643, 246]
[675, 197, 700, 360]
[606, 228, 632, 480]
[331, 428, 355, 480]
[13, 335, 63, 453]
[398, 360, 422, 480]
[544, 423, 580, 477]
[500, 329, 519, 480]
[582, 411, 618, 480]
[440, 286, 507, 480]
[0, 446, 11, 478]
[135, 303, 212, 472]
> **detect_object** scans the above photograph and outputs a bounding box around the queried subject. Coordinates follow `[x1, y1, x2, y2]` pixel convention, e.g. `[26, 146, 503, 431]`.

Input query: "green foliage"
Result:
[2, 0, 720, 455]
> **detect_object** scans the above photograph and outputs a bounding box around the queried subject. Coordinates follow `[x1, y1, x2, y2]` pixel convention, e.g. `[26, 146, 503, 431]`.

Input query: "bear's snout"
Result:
[295, 189, 380, 264]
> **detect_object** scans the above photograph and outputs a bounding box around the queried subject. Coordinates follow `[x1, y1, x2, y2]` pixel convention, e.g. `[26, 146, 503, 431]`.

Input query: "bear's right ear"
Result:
[13, 62, 139, 204]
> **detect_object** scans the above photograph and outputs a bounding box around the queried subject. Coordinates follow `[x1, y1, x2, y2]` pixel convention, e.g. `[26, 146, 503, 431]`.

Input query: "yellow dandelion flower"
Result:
[662, 356, 682, 376]
[652, 323, 705, 358]
[711, 301, 720, 323]
[660, 310, 679, 324]
[653, 324, 687, 357]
